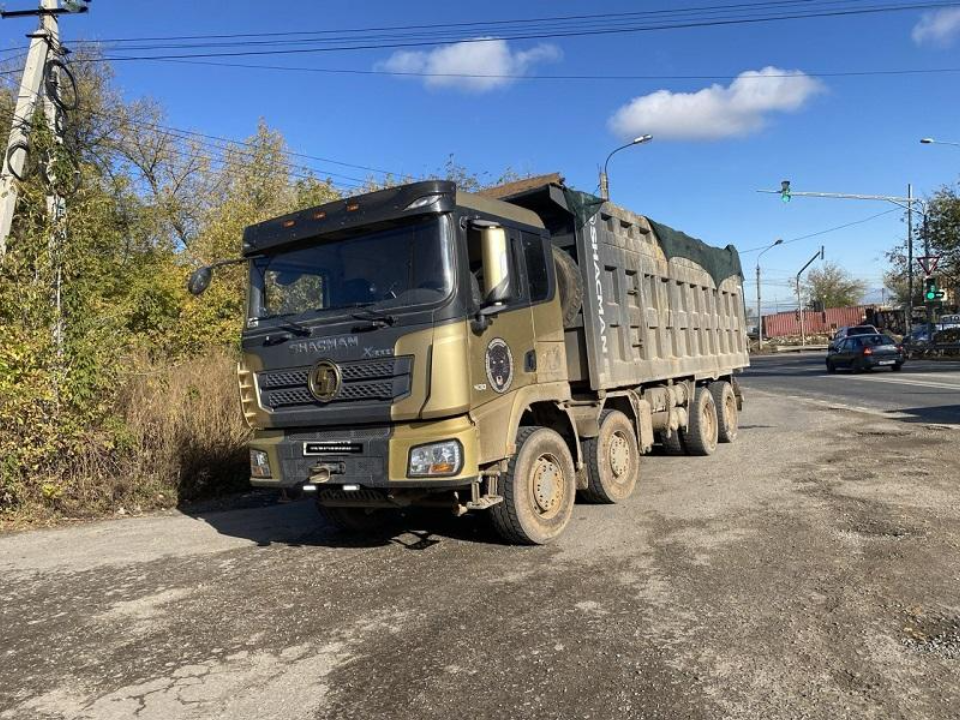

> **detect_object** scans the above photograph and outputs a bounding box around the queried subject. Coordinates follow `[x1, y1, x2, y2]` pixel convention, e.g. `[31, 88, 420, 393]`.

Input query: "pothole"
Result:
[903, 615, 960, 660]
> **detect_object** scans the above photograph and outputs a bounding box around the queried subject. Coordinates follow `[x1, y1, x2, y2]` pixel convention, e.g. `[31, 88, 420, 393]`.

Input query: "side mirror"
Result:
[479, 225, 513, 306]
[187, 266, 213, 296]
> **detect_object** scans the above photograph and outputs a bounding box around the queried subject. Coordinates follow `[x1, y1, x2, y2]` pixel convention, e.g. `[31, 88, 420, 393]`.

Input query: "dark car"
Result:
[826, 334, 904, 373]
[828, 324, 879, 352]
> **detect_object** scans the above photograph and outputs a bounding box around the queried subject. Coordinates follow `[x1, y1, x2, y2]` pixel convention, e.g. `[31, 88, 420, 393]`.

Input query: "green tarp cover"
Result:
[561, 188, 743, 287]
[648, 219, 743, 288]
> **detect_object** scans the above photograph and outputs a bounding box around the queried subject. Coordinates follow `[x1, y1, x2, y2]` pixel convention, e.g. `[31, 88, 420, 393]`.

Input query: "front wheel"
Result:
[491, 426, 576, 545]
[892, 363, 903, 372]
[826, 360, 836, 373]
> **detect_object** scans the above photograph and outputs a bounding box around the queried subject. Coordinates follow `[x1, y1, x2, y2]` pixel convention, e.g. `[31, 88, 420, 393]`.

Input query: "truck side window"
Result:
[521, 232, 550, 303]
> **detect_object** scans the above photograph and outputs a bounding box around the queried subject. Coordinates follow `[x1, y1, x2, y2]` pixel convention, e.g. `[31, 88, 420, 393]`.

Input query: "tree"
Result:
[884, 182, 960, 307]
[803, 262, 867, 309]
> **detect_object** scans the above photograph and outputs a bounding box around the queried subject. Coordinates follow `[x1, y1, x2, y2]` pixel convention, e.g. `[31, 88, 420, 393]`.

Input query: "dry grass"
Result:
[118, 348, 251, 505]
[1, 349, 251, 528]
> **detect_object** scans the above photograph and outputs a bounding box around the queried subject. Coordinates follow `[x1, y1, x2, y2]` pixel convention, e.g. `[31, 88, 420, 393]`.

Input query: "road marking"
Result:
[748, 389, 959, 429]
[833, 375, 960, 392]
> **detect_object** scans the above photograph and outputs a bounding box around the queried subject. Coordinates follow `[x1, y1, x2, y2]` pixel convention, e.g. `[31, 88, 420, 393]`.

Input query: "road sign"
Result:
[917, 255, 941, 276]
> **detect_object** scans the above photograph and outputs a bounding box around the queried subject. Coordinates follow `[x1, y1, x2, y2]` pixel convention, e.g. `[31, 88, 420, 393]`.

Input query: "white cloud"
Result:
[608, 67, 824, 142]
[912, 9, 960, 46]
[376, 38, 561, 92]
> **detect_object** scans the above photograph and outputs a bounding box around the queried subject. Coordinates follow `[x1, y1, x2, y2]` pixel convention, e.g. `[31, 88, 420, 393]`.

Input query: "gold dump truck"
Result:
[190, 176, 749, 544]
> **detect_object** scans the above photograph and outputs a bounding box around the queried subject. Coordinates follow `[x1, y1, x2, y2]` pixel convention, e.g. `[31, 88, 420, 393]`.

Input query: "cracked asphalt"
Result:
[2, 390, 959, 719]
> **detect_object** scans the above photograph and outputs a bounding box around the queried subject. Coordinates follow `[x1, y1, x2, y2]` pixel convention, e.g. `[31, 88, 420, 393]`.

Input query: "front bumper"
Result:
[248, 414, 479, 489]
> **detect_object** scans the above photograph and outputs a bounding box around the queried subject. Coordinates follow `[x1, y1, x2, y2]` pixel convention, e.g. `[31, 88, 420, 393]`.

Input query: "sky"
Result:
[3, 0, 960, 312]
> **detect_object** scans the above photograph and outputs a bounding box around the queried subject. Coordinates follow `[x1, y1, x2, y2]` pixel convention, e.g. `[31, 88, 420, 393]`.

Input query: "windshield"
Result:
[860, 335, 896, 347]
[250, 218, 452, 320]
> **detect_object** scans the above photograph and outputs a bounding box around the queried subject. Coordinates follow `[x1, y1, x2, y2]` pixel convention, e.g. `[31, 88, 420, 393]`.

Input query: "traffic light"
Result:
[780, 180, 791, 203]
[924, 277, 945, 302]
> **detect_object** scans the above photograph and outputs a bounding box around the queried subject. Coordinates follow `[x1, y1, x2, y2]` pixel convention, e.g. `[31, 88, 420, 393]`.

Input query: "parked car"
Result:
[826, 334, 904, 373]
[828, 324, 879, 352]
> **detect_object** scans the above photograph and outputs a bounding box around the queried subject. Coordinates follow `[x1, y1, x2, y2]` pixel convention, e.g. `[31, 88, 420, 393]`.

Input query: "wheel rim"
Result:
[608, 432, 631, 478]
[531, 453, 565, 518]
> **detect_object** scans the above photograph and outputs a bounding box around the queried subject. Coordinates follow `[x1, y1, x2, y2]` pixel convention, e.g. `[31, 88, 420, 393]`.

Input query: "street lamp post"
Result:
[756, 238, 783, 345]
[599, 135, 652, 201]
[795, 246, 824, 347]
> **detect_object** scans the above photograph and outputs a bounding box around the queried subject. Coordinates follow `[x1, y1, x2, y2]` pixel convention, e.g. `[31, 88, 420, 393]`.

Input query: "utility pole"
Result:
[756, 238, 783, 345]
[907, 183, 914, 330]
[795, 246, 824, 347]
[0, 0, 87, 259]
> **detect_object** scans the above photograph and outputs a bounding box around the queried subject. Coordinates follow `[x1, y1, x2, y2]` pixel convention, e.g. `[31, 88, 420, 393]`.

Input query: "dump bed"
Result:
[504, 182, 749, 392]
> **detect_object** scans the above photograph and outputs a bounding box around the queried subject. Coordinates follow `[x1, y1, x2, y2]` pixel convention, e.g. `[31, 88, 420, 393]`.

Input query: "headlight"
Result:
[250, 449, 272, 479]
[408, 440, 463, 477]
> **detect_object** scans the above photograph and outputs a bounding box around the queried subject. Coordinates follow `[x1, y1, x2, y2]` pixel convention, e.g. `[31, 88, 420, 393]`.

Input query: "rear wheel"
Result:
[826, 359, 836, 373]
[491, 427, 576, 545]
[682, 386, 719, 456]
[581, 410, 639, 503]
[892, 362, 903, 372]
[710, 381, 739, 443]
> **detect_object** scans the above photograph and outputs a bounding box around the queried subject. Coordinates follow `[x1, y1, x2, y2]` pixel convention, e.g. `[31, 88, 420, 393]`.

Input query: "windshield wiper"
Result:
[352, 307, 398, 328]
[261, 318, 312, 346]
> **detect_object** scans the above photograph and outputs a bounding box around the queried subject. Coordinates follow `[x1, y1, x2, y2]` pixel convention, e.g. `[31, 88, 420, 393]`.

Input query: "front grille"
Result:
[258, 357, 413, 411]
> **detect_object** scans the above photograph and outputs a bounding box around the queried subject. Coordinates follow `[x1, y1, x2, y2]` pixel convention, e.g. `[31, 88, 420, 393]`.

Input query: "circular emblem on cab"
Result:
[485, 337, 514, 394]
[308, 359, 342, 403]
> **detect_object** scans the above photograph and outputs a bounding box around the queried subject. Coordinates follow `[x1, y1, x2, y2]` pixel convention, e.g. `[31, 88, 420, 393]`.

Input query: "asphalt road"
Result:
[3, 392, 959, 720]
[743, 353, 960, 426]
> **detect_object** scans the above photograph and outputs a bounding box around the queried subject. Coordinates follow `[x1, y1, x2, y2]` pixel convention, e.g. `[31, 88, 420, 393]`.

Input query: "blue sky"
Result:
[4, 0, 960, 311]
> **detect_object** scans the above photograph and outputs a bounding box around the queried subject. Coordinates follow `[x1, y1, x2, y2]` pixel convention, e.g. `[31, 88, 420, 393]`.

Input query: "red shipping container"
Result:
[761, 305, 876, 338]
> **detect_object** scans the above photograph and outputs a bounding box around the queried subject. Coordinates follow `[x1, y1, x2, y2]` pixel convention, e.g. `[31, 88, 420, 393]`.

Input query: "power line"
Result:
[142, 59, 960, 83]
[76, 2, 960, 63]
[0, 77, 407, 181]
[739, 208, 901, 254]
[87, 0, 855, 43]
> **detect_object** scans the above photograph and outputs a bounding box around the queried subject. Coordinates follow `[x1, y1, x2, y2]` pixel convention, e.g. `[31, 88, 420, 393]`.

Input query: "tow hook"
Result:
[303, 462, 345, 492]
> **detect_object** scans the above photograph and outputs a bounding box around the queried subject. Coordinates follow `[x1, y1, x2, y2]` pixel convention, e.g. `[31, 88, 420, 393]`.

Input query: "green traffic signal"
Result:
[924, 277, 940, 302]
[780, 180, 791, 203]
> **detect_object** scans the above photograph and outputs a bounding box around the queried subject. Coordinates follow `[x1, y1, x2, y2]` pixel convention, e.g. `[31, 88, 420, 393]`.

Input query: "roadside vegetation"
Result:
[0, 55, 527, 525]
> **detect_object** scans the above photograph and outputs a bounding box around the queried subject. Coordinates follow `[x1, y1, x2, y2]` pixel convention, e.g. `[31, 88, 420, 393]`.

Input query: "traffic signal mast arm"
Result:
[757, 188, 927, 216]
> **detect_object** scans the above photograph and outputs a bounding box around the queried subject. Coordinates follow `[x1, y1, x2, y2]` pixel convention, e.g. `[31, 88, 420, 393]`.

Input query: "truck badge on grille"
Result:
[308, 360, 342, 402]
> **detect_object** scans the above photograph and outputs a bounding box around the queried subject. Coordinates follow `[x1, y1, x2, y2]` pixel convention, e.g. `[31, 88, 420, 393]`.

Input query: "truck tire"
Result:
[581, 410, 639, 503]
[553, 246, 583, 329]
[660, 430, 687, 455]
[709, 381, 739, 443]
[683, 386, 718, 456]
[490, 426, 576, 545]
[316, 503, 394, 534]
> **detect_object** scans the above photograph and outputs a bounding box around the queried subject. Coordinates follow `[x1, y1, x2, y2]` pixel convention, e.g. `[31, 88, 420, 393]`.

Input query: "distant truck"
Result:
[190, 176, 749, 544]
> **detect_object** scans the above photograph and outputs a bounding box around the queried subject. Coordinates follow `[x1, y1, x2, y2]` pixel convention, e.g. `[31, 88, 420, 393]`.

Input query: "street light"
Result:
[795, 246, 824, 347]
[921, 137, 960, 148]
[599, 135, 652, 201]
[756, 238, 784, 345]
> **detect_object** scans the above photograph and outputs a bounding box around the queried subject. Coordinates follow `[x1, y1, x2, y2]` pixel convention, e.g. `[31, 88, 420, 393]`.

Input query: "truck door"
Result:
[466, 225, 538, 409]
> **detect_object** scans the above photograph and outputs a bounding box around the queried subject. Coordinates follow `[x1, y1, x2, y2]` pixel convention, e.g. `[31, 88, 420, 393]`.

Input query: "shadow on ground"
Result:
[179, 491, 506, 550]
[892, 404, 960, 426]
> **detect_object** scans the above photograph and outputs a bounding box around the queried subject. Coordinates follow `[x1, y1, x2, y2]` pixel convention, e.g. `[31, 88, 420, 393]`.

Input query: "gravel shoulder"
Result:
[2, 392, 959, 720]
